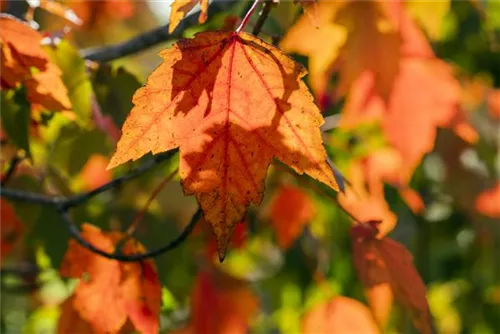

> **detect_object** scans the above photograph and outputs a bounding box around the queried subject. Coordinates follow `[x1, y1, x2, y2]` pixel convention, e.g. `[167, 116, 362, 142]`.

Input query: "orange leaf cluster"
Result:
[0, 15, 71, 111]
[174, 270, 258, 334]
[281, 0, 477, 196]
[169, 0, 209, 34]
[302, 296, 379, 334]
[108, 31, 339, 260]
[0, 199, 24, 260]
[269, 185, 315, 249]
[58, 224, 161, 334]
[351, 221, 431, 333]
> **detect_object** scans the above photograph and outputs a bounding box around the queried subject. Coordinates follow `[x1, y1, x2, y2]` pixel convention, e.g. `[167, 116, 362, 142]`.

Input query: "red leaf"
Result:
[174, 270, 258, 334]
[269, 185, 315, 249]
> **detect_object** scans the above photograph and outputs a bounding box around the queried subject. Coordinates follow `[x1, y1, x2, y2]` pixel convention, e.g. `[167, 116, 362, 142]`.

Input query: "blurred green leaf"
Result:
[45, 41, 93, 128]
[1, 89, 32, 158]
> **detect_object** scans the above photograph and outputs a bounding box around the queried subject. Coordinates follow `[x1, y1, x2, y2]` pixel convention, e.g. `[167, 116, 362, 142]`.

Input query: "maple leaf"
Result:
[269, 185, 315, 249]
[59, 224, 161, 334]
[351, 222, 432, 334]
[475, 182, 500, 218]
[0, 199, 24, 260]
[173, 270, 258, 334]
[169, 0, 209, 34]
[0, 15, 71, 111]
[283, 1, 477, 188]
[280, 1, 347, 96]
[302, 296, 379, 334]
[108, 31, 339, 260]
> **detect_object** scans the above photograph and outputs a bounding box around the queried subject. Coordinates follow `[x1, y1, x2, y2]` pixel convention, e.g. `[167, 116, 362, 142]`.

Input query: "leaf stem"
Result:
[236, 0, 262, 34]
[252, 0, 273, 36]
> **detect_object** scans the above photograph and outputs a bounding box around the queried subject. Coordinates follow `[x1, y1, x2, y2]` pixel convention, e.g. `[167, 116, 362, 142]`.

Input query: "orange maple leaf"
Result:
[269, 185, 315, 249]
[0, 15, 71, 111]
[282, 1, 477, 189]
[0, 199, 24, 260]
[59, 224, 161, 334]
[302, 296, 379, 334]
[169, 0, 209, 34]
[174, 270, 258, 334]
[475, 182, 500, 218]
[351, 222, 432, 334]
[108, 31, 339, 260]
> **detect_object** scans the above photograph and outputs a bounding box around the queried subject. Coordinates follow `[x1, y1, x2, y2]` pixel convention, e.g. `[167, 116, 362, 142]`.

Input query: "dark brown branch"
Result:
[1, 151, 175, 207]
[0, 150, 195, 261]
[1, 155, 22, 186]
[82, 0, 237, 62]
[252, 0, 274, 36]
[59, 209, 201, 262]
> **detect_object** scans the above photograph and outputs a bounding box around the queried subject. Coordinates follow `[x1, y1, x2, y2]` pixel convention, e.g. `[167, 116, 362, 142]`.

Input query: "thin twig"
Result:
[61, 151, 175, 210]
[126, 168, 178, 236]
[0, 151, 175, 208]
[1, 155, 22, 186]
[252, 0, 274, 36]
[0, 150, 190, 261]
[59, 209, 201, 262]
[82, 0, 236, 62]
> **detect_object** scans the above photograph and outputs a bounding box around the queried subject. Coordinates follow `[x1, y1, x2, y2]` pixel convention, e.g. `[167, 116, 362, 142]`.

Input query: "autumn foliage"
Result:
[1, 1, 499, 334]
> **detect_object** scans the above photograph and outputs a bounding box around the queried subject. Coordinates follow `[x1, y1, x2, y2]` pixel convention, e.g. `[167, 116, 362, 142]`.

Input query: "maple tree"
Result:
[1, 1, 499, 333]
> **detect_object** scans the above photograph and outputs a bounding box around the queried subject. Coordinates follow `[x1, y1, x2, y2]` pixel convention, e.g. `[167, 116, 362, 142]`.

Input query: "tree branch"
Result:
[252, 0, 274, 36]
[1, 151, 175, 207]
[0, 150, 198, 262]
[82, 0, 237, 62]
[1, 155, 22, 186]
[59, 209, 201, 262]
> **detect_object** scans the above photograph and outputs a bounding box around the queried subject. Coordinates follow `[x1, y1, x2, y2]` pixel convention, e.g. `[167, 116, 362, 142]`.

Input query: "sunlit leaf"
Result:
[169, 0, 209, 34]
[108, 31, 340, 259]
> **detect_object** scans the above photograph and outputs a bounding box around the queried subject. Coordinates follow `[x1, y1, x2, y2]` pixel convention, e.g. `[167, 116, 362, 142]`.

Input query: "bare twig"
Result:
[0, 150, 197, 261]
[82, 0, 236, 62]
[1, 151, 175, 208]
[252, 0, 274, 36]
[1, 155, 22, 186]
[60, 209, 201, 262]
